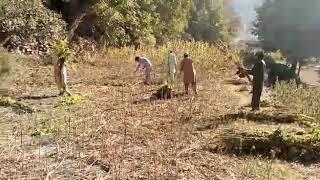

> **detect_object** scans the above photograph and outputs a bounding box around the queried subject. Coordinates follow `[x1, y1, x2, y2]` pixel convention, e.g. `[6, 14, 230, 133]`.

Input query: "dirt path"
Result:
[225, 81, 250, 104]
[224, 80, 250, 107]
[300, 64, 320, 86]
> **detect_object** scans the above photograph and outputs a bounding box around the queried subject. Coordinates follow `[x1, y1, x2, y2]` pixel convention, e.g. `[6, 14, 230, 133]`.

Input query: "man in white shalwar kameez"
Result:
[167, 51, 177, 88]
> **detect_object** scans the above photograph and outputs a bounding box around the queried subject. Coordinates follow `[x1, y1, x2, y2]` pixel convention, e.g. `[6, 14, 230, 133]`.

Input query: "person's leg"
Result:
[145, 68, 152, 85]
[57, 80, 64, 96]
[170, 72, 175, 88]
[184, 83, 189, 94]
[168, 71, 173, 88]
[192, 82, 197, 95]
[256, 93, 261, 109]
[62, 84, 71, 96]
[251, 90, 262, 111]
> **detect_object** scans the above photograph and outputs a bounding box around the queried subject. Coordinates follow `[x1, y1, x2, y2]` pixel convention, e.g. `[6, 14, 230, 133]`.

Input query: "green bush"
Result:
[53, 38, 72, 60]
[59, 94, 83, 106]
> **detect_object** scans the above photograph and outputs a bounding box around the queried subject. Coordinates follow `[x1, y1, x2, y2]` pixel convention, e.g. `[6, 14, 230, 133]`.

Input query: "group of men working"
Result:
[135, 50, 266, 111]
[134, 51, 197, 95]
[55, 49, 266, 111]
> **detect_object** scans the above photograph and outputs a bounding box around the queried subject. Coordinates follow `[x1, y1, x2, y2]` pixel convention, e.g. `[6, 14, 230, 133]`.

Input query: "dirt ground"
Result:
[1, 53, 320, 179]
[300, 64, 320, 87]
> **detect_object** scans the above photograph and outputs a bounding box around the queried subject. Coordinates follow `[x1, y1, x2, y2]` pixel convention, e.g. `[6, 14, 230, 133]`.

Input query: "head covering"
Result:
[255, 51, 264, 60]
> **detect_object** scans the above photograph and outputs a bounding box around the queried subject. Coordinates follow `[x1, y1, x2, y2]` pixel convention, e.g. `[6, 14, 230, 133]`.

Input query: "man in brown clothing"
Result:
[180, 53, 197, 95]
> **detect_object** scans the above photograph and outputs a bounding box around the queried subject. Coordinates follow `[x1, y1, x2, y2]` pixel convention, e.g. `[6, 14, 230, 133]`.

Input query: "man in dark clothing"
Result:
[247, 51, 266, 111]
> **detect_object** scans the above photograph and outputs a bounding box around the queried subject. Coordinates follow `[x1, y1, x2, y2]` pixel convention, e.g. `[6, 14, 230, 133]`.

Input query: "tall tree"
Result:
[187, 0, 239, 43]
[94, 0, 158, 47]
[253, 0, 320, 58]
[153, 0, 193, 43]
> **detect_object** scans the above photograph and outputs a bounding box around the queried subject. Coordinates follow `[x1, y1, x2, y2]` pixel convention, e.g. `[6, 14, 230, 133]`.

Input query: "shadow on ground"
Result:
[223, 79, 250, 86]
[196, 110, 299, 131]
[16, 95, 58, 101]
[133, 92, 185, 104]
[214, 135, 320, 165]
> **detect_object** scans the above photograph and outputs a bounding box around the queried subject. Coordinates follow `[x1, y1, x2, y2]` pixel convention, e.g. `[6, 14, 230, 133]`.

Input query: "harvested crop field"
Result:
[1, 44, 320, 179]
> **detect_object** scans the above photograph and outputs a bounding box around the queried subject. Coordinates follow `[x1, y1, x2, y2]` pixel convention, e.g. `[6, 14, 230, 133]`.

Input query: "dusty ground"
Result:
[0, 52, 320, 179]
[300, 64, 320, 87]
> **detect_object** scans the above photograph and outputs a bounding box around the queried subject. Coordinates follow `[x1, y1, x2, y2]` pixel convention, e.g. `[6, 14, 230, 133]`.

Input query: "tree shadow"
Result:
[16, 94, 58, 101]
[214, 135, 320, 165]
[196, 111, 300, 131]
[199, 111, 320, 165]
[223, 79, 250, 86]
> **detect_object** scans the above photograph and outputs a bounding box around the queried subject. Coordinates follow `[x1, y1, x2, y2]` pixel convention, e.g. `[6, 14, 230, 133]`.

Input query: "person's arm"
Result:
[247, 64, 256, 75]
[135, 62, 141, 72]
[167, 56, 170, 73]
[174, 57, 177, 71]
[180, 59, 185, 74]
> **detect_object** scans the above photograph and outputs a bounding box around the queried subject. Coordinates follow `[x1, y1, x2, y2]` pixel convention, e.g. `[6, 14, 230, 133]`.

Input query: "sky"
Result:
[230, 0, 264, 40]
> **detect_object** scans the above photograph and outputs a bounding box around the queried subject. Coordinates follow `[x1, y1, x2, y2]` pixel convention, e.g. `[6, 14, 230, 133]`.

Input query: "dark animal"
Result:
[267, 60, 301, 88]
[152, 85, 172, 100]
[236, 64, 252, 83]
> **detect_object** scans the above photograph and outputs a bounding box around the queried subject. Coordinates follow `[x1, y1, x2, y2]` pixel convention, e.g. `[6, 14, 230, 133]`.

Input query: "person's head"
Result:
[184, 52, 189, 58]
[169, 50, 173, 54]
[255, 51, 264, 61]
[135, 56, 140, 62]
[58, 57, 66, 66]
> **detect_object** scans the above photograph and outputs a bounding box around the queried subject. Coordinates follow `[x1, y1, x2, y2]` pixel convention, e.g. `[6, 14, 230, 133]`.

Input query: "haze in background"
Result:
[231, 0, 264, 41]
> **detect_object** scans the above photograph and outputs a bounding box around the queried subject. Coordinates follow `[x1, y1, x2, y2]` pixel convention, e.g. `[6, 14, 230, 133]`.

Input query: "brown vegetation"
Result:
[0, 43, 319, 179]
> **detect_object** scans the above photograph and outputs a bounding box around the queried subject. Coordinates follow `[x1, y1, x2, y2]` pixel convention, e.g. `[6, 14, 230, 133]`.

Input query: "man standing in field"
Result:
[135, 56, 153, 85]
[180, 52, 197, 95]
[54, 56, 71, 96]
[167, 50, 177, 88]
[246, 51, 266, 111]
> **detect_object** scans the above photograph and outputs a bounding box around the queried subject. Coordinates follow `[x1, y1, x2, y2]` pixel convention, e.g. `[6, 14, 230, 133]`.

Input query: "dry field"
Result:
[0, 42, 320, 179]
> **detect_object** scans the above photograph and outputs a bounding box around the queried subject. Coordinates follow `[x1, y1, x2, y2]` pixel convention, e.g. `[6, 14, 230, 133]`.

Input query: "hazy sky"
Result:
[231, 0, 264, 40]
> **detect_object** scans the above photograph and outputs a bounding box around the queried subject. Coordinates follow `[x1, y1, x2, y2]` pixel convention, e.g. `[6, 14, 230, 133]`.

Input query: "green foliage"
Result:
[30, 126, 58, 137]
[254, 0, 320, 58]
[153, 0, 193, 43]
[53, 38, 72, 59]
[94, 0, 158, 47]
[267, 127, 320, 149]
[275, 84, 320, 120]
[93, 0, 238, 46]
[187, 0, 239, 43]
[266, 50, 286, 63]
[268, 127, 285, 141]
[0, 0, 66, 42]
[59, 94, 83, 106]
[0, 0, 239, 47]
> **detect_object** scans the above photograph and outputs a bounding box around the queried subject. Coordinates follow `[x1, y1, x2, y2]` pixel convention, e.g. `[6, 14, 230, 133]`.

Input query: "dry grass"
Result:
[276, 83, 320, 119]
[0, 43, 319, 179]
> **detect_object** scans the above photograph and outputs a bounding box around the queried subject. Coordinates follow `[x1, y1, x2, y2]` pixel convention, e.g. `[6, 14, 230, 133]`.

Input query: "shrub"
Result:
[0, 0, 66, 43]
